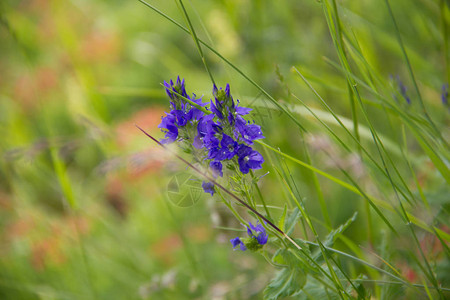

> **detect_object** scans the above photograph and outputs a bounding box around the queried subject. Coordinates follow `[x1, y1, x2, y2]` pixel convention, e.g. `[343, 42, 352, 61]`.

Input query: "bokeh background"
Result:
[1, 0, 449, 299]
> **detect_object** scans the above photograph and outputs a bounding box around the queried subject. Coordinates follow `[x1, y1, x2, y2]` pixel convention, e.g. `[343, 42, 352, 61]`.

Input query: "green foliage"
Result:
[1, 0, 449, 299]
[264, 267, 307, 300]
[264, 212, 362, 299]
[277, 204, 288, 233]
[313, 212, 358, 261]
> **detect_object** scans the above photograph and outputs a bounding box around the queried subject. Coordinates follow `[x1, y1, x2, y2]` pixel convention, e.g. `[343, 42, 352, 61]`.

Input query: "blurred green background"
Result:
[0, 0, 449, 299]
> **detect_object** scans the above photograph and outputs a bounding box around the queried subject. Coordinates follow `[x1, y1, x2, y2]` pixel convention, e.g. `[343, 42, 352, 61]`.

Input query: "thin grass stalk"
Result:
[322, 55, 450, 183]
[384, 0, 445, 146]
[331, 0, 361, 152]
[137, 0, 307, 132]
[276, 168, 364, 298]
[322, 7, 442, 270]
[250, 170, 272, 220]
[401, 125, 429, 208]
[278, 156, 311, 240]
[442, 0, 450, 82]
[176, 0, 216, 87]
[293, 67, 413, 202]
[299, 130, 331, 227]
[135, 125, 303, 251]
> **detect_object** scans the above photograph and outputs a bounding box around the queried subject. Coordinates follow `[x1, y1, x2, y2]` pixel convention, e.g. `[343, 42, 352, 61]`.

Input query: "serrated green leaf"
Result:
[289, 240, 321, 274]
[264, 267, 307, 300]
[323, 212, 357, 248]
[312, 212, 357, 261]
[272, 249, 303, 268]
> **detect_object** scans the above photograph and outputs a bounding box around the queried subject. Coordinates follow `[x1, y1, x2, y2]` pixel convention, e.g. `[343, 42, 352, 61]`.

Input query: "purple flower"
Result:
[247, 222, 268, 245]
[164, 76, 188, 102]
[204, 124, 223, 157]
[202, 181, 215, 196]
[225, 84, 231, 98]
[194, 114, 214, 148]
[207, 134, 237, 161]
[159, 79, 266, 179]
[230, 237, 247, 251]
[210, 99, 224, 119]
[172, 110, 189, 127]
[218, 134, 238, 160]
[159, 78, 210, 145]
[210, 161, 223, 178]
[236, 144, 264, 174]
[158, 113, 178, 144]
[235, 104, 252, 116]
[235, 116, 264, 144]
[242, 124, 264, 143]
[204, 136, 220, 155]
[396, 76, 411, 104]
[230, 221, 267, 251]
[442, 83, 449, 106]
[193, 134, 204, 149]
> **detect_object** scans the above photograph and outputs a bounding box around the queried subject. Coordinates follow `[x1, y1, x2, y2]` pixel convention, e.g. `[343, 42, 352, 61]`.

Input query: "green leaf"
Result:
[351, 275, 369, 300]
[264, 267, 307, 300]
[285, 208, 301, 235]
[312, 212, 357, 261]
[278, 204, 288, 232]
[323, 212, 357, 248]
[292, 275, 340, 300]
[273, 247, 319, 275]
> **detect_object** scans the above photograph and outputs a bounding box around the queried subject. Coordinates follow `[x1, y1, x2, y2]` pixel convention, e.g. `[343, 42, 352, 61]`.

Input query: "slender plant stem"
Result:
[250, 170, 271, 219]
[176, 0, 216, 87]
[135, 124, 302, 251]
[384, 0, 447, 148]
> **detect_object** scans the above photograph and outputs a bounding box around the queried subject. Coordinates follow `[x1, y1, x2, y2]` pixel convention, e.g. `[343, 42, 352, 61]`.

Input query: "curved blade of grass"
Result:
[136, 0, 307, 132]
[175, 0, 216, 87]
[137, 0, 450, 242]
[384, 0, 445, 146]
[292, 66, 415, 202]
[274, 167, 353, 297]
[257, 139, 450, 241]
[330, 0, 361, 150]
[323, 26, 450, 185]
[259, 139, 397, 235]
[324, 1, 445, 294]
[135, 124, 302, 251]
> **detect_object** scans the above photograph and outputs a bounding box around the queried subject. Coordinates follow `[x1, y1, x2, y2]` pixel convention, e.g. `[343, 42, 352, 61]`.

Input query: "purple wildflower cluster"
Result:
[159, 77, 207, 145]
[230, 222, 268, 251]
[158, 77, 265, 196]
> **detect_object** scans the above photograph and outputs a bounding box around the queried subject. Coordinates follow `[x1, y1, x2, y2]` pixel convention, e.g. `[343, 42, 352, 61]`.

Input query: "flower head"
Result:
[236, 144, 264, 174]
[210, 161, 223, 178]
[217, 134, 238, 160]
[159, 78, 266, 198]
[230, 221, 268, 252]
[247, 222, 268, 245]
[158, 77, 209, 145]
[164, 76, 188, 106]
[202, 181, 215, 196]
[230, 237, 247, 251]
[235, 117, 264, 144]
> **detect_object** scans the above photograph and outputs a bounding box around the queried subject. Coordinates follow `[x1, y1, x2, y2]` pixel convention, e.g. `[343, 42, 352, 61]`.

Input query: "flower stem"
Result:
[136, 124, 302, 250]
